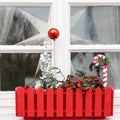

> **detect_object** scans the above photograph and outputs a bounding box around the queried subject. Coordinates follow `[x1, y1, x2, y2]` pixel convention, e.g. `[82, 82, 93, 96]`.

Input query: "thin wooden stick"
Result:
[54, 41, 56, 74]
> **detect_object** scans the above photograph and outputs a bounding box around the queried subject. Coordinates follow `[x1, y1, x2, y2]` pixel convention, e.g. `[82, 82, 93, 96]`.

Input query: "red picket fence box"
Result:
[15, 86, 114, 119]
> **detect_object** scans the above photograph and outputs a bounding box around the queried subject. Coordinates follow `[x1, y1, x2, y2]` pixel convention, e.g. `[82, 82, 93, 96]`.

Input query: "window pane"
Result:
[70, 6, 120, 45]
[0, 6, 50, 45]
[71, 52, 120, 89]
[0, 53, 41, 91]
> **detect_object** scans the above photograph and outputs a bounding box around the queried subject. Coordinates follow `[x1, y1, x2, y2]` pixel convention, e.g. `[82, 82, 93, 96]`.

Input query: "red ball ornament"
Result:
[48, 28, 59, 41]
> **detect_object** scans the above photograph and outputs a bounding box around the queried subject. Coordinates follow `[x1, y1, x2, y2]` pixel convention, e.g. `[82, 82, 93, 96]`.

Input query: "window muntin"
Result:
[70, 6, 120, 45]
[0, 6, 50, 45]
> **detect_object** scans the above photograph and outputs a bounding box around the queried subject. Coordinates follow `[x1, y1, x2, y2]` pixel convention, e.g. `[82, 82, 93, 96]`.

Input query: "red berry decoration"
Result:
[48, 28, 59, 41]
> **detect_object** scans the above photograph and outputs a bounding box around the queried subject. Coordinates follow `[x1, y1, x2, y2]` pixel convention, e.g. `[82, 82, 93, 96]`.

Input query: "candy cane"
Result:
[93, 54, 107, 87]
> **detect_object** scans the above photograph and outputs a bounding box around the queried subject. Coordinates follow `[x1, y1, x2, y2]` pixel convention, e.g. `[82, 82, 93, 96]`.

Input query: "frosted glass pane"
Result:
[70, 6, 120, 45]
[71, 52, 120, 89]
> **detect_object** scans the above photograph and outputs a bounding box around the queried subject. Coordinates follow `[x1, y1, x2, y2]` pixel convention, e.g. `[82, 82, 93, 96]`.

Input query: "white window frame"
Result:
[0, 0, 119, 117]
[0, 0, 119, 96]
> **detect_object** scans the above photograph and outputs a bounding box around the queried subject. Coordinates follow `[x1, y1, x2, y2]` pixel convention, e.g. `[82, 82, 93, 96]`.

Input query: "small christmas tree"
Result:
[35, 41, 57, 90]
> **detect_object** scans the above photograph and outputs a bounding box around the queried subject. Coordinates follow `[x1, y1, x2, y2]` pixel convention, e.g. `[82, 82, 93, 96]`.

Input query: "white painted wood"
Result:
[54, 0, 68, 76]
[0, 45, 53, 53]
[0, 0, 53, 2]
[64, 0, 71, 76]
[107, 112, 120, 120]
[0, 115, 23, 120]
[114, 98, 120, 106]
[69, 45, 120, 52]
[0, 91, 15, 99]
[70, 0, 120, 6]
[0, 0, 54, 6]
[0, 107, 15, 115]
[1, 45, 120, 53]
[0, 99, 15, 107]
[114, 89, 120, 98]
[114, 106, 120, 113]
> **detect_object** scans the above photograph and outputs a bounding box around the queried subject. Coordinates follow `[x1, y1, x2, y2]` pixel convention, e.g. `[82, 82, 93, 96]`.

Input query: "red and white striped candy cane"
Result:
[93, 54, 107, 87]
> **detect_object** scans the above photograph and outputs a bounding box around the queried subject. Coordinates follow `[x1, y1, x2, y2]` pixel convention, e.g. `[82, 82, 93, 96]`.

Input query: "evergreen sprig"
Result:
[98, 54, 111, 66]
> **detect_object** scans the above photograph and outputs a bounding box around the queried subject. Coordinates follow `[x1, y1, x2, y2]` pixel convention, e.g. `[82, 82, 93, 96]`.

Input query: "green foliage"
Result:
[105, 55, 111, 64]
[98, 54, 111, 66]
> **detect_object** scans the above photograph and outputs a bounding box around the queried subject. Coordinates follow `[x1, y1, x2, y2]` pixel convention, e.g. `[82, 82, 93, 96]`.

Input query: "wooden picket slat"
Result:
[15, 87, 25, 116]
[76, 88, 82, 117]
[27, 88, 34, 117]
[94, 87, 102, 116]
[36, 88, 44, 117]
[104, 87, 114, 116]
[46, 88, 54, 117]
[56, 88, 63, 117]
[66, 88, 73, 117]
[85, 88, 92, 116]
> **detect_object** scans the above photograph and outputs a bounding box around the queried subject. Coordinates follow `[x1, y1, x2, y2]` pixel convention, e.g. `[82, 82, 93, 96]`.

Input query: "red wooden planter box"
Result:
[15, 86, 114, 119]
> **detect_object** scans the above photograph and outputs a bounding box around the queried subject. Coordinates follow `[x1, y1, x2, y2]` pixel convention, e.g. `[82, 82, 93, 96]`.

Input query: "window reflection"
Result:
[0, 6, 50, 45]
[0, 53, 40, 90]
[71, 52, 120, 89]
[71, 6, 120, 44]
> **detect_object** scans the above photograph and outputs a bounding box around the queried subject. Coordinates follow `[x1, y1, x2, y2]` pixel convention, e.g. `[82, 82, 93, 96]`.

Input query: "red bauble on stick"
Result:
[48, 28, 59, 41]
